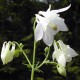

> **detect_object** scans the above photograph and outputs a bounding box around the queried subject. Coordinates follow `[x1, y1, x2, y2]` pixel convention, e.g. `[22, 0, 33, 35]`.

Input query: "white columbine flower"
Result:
[1, 41, 15, 65]
[52, 40, 78, 67]
[35, 4, 71, 46]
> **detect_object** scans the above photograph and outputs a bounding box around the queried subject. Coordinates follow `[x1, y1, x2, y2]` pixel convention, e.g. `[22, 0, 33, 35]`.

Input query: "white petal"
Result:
[11, 43, 15, 55]
[63, 52, 72, 62]
[39, 4, 71, 18]
[53, 41, 59, 51]
[66, 56, 72, 62]
[50, 17, 68, 31]
[36, 14, 48, 26]
[43, 32, 54, 46]
[35, 23, 43, 42]
[50, 4, 71, 14]
[57, 53, 66, 67]
[52, 49, 61, 61]
[43, 26, 54, 46]
[47, 4, 51, 12]
[35, 14, 44, 22]
[39, 11, 47, 17]
[58, 40, 67, 50]
[1, 42, 10, 60]
[39, 11, 58, 18]
[4, 42, 11, 54]
[3, 51, 14, 65]
[66, 46, 79, 57]
[48, 21, 59, 35]
[1, 42, 7, 56]
[52, 41, 60, 61]
[52, 51, 56, 61]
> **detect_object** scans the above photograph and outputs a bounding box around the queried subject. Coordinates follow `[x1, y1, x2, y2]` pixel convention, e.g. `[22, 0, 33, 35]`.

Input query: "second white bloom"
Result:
[52, 40, 78, 67]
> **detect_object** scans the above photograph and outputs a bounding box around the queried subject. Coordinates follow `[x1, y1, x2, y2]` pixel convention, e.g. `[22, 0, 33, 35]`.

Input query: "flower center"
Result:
[49, 23, 58, 31]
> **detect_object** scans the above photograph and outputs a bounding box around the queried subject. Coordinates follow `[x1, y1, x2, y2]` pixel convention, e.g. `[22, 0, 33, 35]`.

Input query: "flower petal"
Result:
[58, 40, 67, 50]
[1, 42, 10, 60]
[50, 17, 68, 31]
[66, 56, 72, 62]
[1, 42, 7, 56]
[52, 52, 56, 61]
[35, 23, 43, 42]
[47, 4, 51, 12]
[35, 14, 44, 22]
[57, 53, 66, 67]
[39, 4, 71, 18]
[50, 4, 71, 14]
[3, 51, 14, 65]
[36, 14, 48, 26]
[52, 49, 61, 61]
[66, 46, 79, 57]
[43, 26, 54, 46]
[11, 43, 15, 55]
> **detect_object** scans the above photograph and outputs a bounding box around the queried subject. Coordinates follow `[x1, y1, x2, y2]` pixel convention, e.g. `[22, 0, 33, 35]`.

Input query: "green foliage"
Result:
[0, 65, 16, 73]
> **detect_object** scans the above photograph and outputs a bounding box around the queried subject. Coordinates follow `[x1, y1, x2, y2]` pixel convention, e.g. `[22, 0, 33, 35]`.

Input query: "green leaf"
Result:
[35, 68, 44, 73]
[22, 63, 31, 69]
[14, 49, 22, 57]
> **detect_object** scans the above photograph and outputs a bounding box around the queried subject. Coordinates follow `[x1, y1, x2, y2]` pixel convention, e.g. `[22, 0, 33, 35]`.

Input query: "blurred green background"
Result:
[0, 0, 80, 80]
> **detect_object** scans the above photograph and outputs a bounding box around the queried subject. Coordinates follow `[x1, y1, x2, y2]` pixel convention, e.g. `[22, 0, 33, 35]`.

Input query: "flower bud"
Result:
[1, 41, 15, 65]
[57, 64, 66, 77]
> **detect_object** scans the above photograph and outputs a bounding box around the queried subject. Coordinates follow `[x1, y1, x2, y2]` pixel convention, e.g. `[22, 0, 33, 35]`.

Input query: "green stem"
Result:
[31, 40, 36, 80]
[45, 61, 58, 65]
[14, 42, 32, 67]
[31, 20, 36, 80]
[35, 46, 50, 69]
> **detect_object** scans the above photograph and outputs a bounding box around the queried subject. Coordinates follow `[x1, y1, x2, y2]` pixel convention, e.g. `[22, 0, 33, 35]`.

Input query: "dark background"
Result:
[0, 0, 80, 80]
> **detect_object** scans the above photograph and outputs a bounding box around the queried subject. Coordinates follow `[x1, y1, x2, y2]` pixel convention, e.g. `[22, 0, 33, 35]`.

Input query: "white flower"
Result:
[52, 40, 78, 67]
[1, 41, 15, 65]
[35, 4, 71, 46]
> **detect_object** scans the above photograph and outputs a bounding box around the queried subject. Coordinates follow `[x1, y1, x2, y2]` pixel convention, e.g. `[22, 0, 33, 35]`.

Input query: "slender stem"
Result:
[14, 42, 32, 67]
[35, 46, 50, 69]
[31, 20, 36, 80]
[31, 40, 36, 80]
[20, 48, 32, 67]
[45, 61, 58, 65]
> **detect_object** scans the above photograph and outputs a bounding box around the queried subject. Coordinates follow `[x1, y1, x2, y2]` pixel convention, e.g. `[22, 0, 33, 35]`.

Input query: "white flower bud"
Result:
[1, 42, 15, 65]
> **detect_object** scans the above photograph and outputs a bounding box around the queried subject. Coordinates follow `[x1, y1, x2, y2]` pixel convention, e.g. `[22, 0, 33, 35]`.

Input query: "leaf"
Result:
[22, 63, 31, 69]
[14, 49, 22, 57]
[35, 68, 44, 73]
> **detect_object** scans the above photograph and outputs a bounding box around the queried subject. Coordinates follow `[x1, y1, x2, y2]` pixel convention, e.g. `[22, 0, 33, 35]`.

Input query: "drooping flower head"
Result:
[1, 41, 15, 65]
[35, 4, 71, 46]
[52, 40, 78, 67]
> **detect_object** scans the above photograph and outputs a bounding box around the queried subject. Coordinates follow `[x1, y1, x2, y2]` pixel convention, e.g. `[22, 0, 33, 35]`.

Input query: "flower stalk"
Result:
[14, 41, 32, 67]
[31, 20, 36, 80]
[35, 46, 50, 69]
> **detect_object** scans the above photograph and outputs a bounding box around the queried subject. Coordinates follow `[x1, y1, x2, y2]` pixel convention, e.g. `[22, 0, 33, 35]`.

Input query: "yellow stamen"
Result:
[49, 23, 58, 30]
